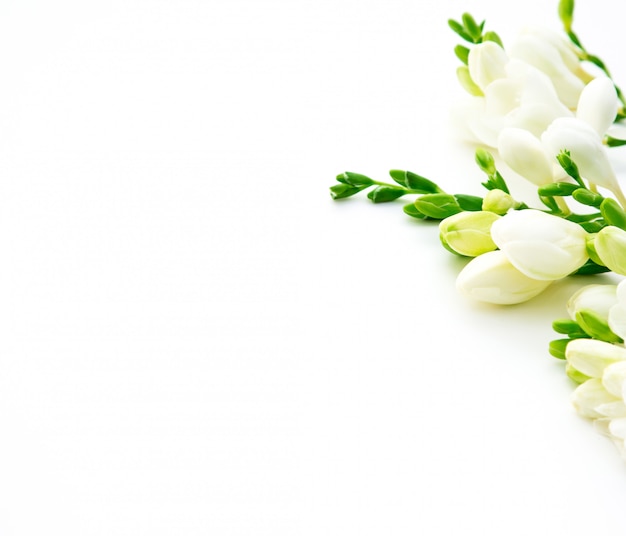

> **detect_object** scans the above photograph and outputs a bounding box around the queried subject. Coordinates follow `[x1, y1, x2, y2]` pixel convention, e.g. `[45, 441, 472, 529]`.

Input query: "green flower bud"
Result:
[482, 189, 516, 215]
[558, 0, 574, 32]
[414, 194, 462, 220]
[439, 211, 500, 257]
[475, 148, 496, 176]
[595, 226, 626, 275]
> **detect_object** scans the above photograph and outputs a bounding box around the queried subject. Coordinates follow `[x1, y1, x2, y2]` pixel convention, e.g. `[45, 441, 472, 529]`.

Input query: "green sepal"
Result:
[557, 150, 583, 184]
[330, 183, 368, 200]
[475, 148, 496, 176]
[606, 136, 626, 148]
[539, 195, 561, 212]
[552, 319, 588, 338]
[566, 363, 591, 384]
[573, 260, 610, 275]
[456, 66, 483, 96]
[336, 172, 375, 187]
[454, 45, 470, 65]
[403, 203, 427, 219]
[482, 31, 503, 47]
[537, 182, 579, 197]
[576, 309, 623, 343]
[585, 234, 606, 266]
[461, 13, 482, 42]
[454, 194, 483, 211]
[549, 338, 570, 359]
[389, 170, 442, 193]
[558, 0, 574, 32]
[579, 220, 606, 233]
[414, 194, 462, 220]
[367, 186, 406, 203]
[600, 198, 626, 230]
[448, 19, 474, 43]
[572, 188, 603, 207]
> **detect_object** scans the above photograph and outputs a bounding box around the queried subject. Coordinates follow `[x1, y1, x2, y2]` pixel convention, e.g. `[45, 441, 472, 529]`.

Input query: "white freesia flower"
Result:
[566, 338, 626, 378]
[490, 209, 588, 280]
[508, 29, 586, 109]
[567, 284, 618, 323]
[609, 280, 626, 340]
[595, 226, 626, 276]
[458, 54, 572, 147]
[439, 211, 500, 257]
[497, 127, 555, 185]
[467, 41, 508, 92]
[575, 76, 619, 136]
[542, 117, 626, 202]
[568, 343, 626, 459]
[455, 250, 552, 304]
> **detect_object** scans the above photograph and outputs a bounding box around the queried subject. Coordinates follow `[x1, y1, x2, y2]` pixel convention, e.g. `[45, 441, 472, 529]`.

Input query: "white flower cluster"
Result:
[458, 29, 626, 204]
[563, 282, 626, 458]
[440, 25, 626, 305]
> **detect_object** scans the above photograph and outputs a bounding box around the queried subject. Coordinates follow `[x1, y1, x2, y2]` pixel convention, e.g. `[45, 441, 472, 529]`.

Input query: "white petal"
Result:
[602, 361, 626, 397]
[498, 128, 554, 185]
[566, 338, 626, 378]
[576, 77, 619, 136]
[572, 378, 619, 418]
[468, 41, 508, 92]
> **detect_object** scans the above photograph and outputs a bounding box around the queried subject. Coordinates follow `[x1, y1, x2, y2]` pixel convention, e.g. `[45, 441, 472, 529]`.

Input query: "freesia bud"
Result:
[542, 117, 626, 204]
[490, 209, 588, 280]
[467, 41, 508, 92]
[602, 361, 626, 399]
[565, 338, 626, 378]
[498, 127, 554, 185]
[509, 33, 584, 109]
[567, 284, 618, 322]
[571, 378, 619, 418]
[576, 77, 619, 136]
[595, 226, 626, 275]
[456, 250, 552, 304]
[609, 280, 626, 341]
[481, 189, 516, 215]
[439, 211, 500, 257]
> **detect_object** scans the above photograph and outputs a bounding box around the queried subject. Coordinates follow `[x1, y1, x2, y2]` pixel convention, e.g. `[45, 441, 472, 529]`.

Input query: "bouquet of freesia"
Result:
[329, 0, 626, 460]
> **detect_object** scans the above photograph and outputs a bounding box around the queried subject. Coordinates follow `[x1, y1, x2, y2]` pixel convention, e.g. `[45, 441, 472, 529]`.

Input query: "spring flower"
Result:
[481, 189, 517, 215]
[595, 226, 626, 276]
[457, 42, 572, 147]
[439, 211, 500, 257]
[455, 250, 552, 304]
[490, 209, 588, 280]
[609, 280, 626, 341]
[567, 283, 618, 325]
[508, 28, 586, 109]
[566, 338, 626, 378]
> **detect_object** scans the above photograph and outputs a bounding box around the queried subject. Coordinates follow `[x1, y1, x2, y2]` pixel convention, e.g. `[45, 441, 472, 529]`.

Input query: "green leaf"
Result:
[414, 194, 462, 219]
[454, 194, 483, 211]
[454, 44, 470, 65]
[330, 183, 367, 200]
[600, 198, 626, 230]
[537, 182, 579, 197]
[549, 339, 570, 359]
[572, 188, 603, 207]
[367, 186, 406, 203]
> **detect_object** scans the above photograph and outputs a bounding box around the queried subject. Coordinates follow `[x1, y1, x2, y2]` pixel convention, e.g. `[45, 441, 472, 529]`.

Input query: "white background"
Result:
[1, 0, 626, 534]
